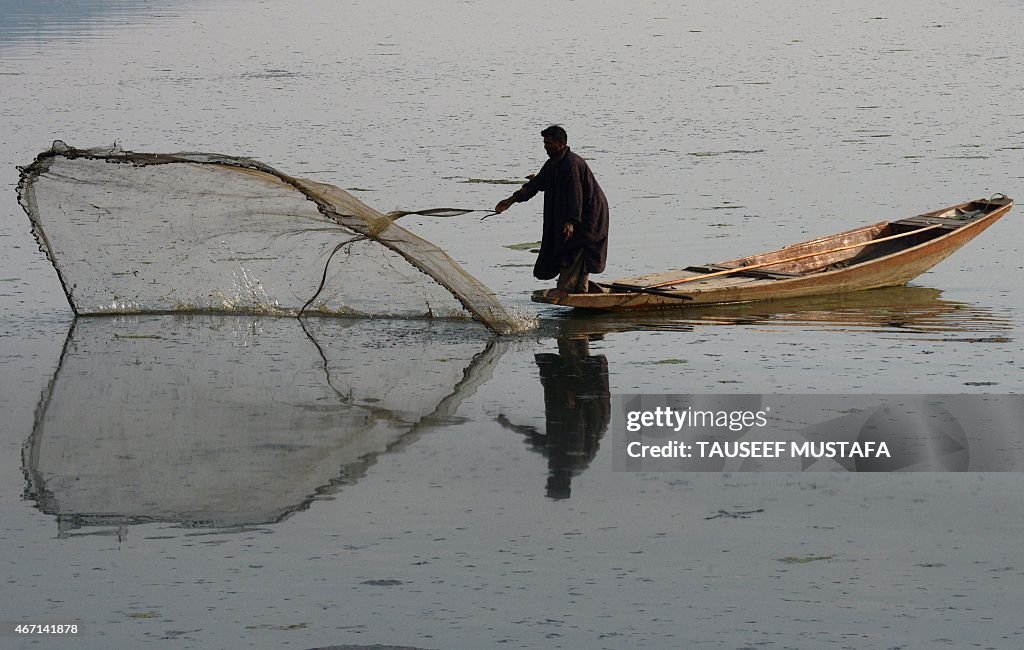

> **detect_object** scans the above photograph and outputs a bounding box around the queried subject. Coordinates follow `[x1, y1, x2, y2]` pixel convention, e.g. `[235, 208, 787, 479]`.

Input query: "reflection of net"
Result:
[18, 142, 515, 333]
[24, 317, 505, 532]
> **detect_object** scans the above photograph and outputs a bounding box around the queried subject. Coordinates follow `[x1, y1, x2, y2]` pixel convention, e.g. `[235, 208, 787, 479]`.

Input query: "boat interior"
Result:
[597, 198, 1007, 294]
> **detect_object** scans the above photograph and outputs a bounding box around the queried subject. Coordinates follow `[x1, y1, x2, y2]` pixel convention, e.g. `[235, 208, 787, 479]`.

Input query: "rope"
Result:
[298, 235, 366, 317]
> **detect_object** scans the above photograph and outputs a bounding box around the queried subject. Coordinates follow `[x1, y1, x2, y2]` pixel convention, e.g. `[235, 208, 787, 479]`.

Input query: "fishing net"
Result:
[17, 141, 517, 334]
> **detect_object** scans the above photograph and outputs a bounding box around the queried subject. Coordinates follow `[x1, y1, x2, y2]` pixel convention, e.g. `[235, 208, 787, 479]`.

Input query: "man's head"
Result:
[541, 125, 568, 158]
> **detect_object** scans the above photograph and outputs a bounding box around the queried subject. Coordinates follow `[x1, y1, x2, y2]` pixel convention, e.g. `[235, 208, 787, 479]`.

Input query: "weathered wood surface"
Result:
[533, 197, 1013, 311]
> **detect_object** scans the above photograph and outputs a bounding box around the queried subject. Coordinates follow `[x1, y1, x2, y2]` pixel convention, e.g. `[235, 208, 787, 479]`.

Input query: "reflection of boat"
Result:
[534, 196, 1013, 311]
[23, 316, 504, 536]
[542, 286, 1012, 337]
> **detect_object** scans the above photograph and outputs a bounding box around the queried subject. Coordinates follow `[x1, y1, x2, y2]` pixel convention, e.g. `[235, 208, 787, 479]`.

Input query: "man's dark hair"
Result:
[541, 125, 568, 143]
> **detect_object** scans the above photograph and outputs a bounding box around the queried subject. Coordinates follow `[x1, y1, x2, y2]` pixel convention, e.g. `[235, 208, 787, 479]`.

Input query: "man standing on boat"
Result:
[494, 125, 609, 297]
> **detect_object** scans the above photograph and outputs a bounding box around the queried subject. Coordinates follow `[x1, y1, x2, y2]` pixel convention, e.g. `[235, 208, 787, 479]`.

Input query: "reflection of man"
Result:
[493, 125, 609, 298]
[498, 334, 611, 499]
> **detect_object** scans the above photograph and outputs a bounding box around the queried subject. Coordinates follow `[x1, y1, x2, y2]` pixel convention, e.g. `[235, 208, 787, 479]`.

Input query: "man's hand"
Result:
[494, 197, 515, 214]
[563, 222, 574, 240]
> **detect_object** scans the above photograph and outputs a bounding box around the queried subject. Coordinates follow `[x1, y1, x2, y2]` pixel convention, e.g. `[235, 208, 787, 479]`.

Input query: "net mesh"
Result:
[17, 141, 517, 334]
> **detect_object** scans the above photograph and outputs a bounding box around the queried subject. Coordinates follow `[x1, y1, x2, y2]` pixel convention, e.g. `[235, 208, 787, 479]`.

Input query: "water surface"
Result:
[2, 1, 1024, 648]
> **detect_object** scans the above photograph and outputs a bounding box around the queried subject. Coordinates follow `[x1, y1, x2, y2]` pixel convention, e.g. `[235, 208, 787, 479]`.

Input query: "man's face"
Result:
[543, 135, 566, 158]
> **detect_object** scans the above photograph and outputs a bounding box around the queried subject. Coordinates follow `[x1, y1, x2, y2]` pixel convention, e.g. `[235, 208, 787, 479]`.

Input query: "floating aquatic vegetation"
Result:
[779, 555, 834, 564]
[705, 508, 765, 520]
[460, 178, 526, 185]
[504, 241, 543, 252]
[687, 149, 766, 157]
[699, 204, 746, 211]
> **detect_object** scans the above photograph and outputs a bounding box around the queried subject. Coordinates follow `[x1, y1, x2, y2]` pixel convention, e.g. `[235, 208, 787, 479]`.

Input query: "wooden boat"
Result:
[532, 195, 1013, 311]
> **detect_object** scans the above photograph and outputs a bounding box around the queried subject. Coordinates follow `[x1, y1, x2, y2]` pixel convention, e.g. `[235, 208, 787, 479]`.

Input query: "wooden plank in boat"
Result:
[896, 216, 975, 228]
[686, 265, 805, 280]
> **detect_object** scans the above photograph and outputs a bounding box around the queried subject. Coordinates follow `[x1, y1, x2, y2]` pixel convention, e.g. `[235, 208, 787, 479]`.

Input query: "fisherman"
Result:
[494, 125, 609, 297]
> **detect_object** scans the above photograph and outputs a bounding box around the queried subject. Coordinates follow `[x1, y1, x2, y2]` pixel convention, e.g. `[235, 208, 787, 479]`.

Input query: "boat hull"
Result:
[532, 197, 1013, 311]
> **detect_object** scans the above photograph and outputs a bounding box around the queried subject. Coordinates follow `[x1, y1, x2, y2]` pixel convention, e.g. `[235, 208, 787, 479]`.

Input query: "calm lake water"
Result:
[2, 1, 1024, 648]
